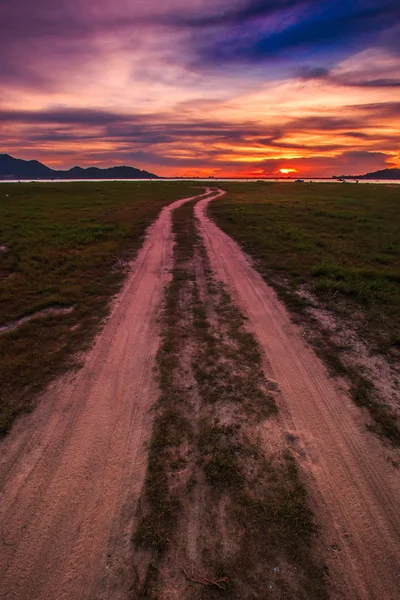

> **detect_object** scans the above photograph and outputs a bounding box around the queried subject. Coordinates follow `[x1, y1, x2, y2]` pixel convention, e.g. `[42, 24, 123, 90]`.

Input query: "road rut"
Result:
[0, 189, 214, 600]
[196, 191, 400, 600]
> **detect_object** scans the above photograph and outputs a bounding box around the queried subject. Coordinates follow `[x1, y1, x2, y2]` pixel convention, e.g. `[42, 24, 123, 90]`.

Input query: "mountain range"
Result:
[2, 153, 400, 181]
[0, 154, 158, 180]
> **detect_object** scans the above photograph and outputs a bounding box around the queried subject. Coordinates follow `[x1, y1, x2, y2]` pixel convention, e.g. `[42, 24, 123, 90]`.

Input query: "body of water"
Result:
[1, 178, 399, 184]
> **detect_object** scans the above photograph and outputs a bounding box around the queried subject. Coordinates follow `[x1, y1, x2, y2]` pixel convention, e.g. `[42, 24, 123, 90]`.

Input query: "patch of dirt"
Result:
[0, 189, 214, 600]
[298, 286, 400, 417]
[196, 192, 400, 600]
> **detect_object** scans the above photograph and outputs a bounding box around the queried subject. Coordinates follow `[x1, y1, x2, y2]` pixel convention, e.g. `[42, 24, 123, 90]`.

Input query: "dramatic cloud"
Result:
[0, 0, 399, 175]
[257, 151, 396, 178]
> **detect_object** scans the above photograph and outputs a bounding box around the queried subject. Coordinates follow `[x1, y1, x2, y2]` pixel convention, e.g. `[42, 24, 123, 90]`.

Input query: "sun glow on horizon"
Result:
[1, 2, 399, 177]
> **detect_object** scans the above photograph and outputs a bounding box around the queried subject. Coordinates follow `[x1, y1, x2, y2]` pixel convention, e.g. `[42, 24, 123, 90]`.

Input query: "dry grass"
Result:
[132, 201, 328, 600]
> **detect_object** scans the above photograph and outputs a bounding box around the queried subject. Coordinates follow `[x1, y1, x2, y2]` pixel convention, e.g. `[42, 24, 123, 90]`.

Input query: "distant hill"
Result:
[334, 168, 400, 180]
[0, 154, 55, 179]
[357, 168, 400, 180]
[0, 154, 158, 180]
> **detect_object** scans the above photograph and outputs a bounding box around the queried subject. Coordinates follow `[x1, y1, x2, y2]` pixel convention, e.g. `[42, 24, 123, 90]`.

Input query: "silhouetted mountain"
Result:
[334, 168, 400, 180]
[67, 165, 158, 179]
[357, 168, 400, 180]
[0, 154, 55, 179]
[0, 154, 158, 180]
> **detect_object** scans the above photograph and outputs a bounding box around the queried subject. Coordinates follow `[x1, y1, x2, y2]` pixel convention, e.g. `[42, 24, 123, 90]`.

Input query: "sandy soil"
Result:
[295, 286, 400, 418]
[196, 192, 400, 600]
[0, 188, 214, 600]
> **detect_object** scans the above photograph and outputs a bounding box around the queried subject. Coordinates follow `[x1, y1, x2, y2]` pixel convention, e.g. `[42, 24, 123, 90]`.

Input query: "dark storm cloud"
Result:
[105, 149, 396, 174]
[351, 102, 400, 118]
[1, 102, 394, 138]
[286, 116, 369, 132]
[298, 66, 400, 88]
[344, 132, 373, 139]
[298, 67, 331, 80]
[0, 107, 280, 148]
[171, 0, 316, 28]
[0, 0, 95, 89]
[2, 102, 397, 159]
[353, 79, 400, 88]
[0, 108, 129, 125]
[187, 1, 400, 64]
[1, 1, 399, 84]
[0, 1, 84, 40]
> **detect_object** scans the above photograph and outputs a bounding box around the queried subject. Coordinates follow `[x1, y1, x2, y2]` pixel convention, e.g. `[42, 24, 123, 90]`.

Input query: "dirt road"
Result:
[1, 187, 399, 600]
[0, 189, 214, 600]
[195, 193, 400, 600]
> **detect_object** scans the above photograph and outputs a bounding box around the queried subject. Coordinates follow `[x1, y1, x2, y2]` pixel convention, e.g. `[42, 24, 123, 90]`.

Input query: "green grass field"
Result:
[209, 182, 400, 443]
[2, 181, 399, 442]
[0, 181, 196, 434]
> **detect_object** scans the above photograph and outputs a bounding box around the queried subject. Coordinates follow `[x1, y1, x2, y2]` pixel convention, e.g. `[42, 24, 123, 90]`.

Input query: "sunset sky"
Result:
[1, 0, 400, 177]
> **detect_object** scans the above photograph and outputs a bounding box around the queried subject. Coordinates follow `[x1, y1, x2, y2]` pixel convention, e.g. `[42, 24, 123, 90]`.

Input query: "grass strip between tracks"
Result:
[132, 200, 328, 599]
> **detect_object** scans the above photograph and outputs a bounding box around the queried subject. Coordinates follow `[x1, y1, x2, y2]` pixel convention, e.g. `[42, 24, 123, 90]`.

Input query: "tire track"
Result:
[0, 188, 213, 600]
[195, 191, 400, 600]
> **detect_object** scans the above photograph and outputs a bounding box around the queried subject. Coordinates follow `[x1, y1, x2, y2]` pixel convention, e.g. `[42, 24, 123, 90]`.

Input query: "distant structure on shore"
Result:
[0, 154, 158, 180]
